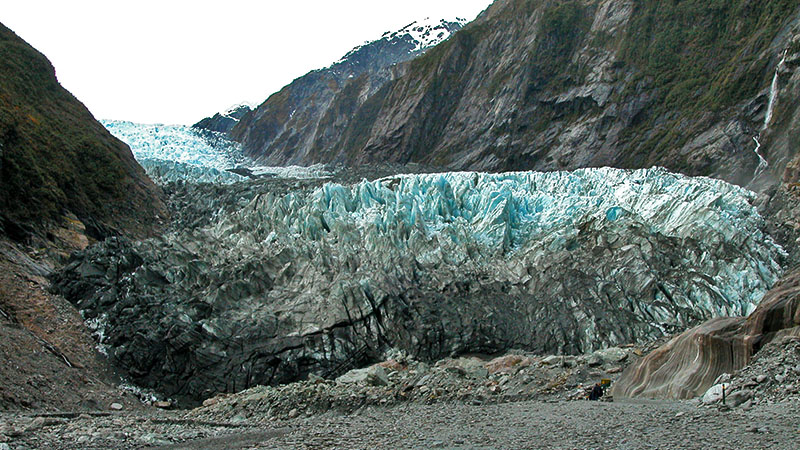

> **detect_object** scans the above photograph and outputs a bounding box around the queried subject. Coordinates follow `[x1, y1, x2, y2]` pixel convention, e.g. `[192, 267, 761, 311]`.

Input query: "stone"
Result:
[308, 373, 326, 384]
[202, 397, 220, 407]
[140, 434, 172, 447]
[713, 373, 732, 385]
[3, 428, 23, 438]
[755, 375, 768, 383]
[288, 408, 299, 419]
[110, 402, 124, 411]
[337, 365, 389, 387]
[25, 417, 46, 432]
[594, 347, 628, 364]
[726, 389, 753, 407]
[702, 384, 726, 404]
[485, 355, 530, 374]
[587, 354, 603, 367]
[542, 356, 563, 367]
[154, 401, 172, 409]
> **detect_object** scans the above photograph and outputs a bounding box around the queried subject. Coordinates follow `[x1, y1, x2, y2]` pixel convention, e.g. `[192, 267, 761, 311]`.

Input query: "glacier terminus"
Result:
[54, 135, 785, 402]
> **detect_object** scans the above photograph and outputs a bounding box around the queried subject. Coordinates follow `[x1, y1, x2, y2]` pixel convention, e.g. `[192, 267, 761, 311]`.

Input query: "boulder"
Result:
[337, 366, 389, 387]
[702, 384, 726, 404]
[727, 389, 753, 407]
[594, 347, 628, 364]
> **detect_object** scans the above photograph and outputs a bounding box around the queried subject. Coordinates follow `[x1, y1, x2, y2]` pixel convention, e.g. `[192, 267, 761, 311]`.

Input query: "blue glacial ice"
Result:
[102, 120, 246, 184]
[103, 120, 331, 184]
[196, 167, 783, 329]
[65, 166, 789, 382]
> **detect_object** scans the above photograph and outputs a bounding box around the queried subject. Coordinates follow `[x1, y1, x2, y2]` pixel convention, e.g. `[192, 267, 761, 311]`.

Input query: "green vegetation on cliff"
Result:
[619, 0, 797, 167]
[0, 23, 164, 239]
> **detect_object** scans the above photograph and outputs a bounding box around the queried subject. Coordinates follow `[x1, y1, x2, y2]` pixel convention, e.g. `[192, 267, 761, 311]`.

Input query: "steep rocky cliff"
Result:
[231, 0, 800, 191]
[0, 23, 165, 241]
[223, 18, 466, 165]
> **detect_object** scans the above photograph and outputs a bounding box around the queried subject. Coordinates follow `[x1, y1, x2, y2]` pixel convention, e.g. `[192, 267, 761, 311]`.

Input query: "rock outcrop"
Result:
[613, 266, 800, 399]
[193, 104, 252, 134]
[230, 0, 800, 193]
[53, 167, 785, 404]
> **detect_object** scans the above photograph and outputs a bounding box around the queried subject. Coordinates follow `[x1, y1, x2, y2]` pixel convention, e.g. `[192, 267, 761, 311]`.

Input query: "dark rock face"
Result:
[193, 105, 252, 134]
[227, 19, 466, 166]
[0, 23, 165, 241]
[52, 168, 784, 404]
[231, 0, 800, 192]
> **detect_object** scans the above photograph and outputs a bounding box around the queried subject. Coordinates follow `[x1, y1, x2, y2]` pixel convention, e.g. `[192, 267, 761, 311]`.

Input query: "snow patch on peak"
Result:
[394, 17, 468, 51]
[222, 102, 255, 117]
[334, 17, 466, 65]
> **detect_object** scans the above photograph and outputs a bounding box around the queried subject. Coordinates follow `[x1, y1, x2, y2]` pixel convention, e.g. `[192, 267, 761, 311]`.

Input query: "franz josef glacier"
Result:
[54, 125, 786, 402]
[102, 120, 329, 184]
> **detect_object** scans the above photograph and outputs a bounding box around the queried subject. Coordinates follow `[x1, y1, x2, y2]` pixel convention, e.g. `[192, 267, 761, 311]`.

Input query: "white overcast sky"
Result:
[3, 0, 493, 125]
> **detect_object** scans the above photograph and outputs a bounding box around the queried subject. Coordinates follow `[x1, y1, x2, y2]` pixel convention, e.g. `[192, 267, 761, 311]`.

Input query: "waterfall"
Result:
[752, 136, 768, 176]
[763, 50, 787, 130]
[751, 50, 787, 178]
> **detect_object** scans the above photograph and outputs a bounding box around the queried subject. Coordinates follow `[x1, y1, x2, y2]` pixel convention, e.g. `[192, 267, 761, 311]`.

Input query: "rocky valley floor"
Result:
[2, 398, 799, 449]
[2, 335, 800, 449]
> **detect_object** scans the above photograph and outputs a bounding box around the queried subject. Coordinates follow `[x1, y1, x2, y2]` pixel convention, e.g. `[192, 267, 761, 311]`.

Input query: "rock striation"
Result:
[614, 266, 800, 399]
[53, 167, 785, 404]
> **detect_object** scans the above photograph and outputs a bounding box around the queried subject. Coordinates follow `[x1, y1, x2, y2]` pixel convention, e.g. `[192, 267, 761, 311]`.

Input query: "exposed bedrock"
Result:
[52, 168, 785, 404]
[614, 266, 800, 400]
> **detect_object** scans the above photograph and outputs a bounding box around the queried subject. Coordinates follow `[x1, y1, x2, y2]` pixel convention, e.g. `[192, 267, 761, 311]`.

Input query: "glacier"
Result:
[103, 120, 331, 183]
[102, 119, 247, 184]
[54, 167, 786, 403]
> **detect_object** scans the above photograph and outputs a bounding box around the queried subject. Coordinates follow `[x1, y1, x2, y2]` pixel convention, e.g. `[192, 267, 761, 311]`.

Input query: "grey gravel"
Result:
[3, 399, 799, 449]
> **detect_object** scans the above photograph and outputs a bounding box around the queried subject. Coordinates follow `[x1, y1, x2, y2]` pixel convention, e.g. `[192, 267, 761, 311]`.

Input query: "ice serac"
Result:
[53, 168, 785, 404]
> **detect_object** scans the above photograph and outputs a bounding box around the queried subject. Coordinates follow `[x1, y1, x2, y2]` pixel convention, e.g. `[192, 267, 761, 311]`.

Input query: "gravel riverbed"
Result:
[2, 398, 798, 449]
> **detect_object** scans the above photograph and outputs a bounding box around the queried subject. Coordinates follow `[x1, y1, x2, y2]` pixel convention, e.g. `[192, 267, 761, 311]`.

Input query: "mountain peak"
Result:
[332, 17, 466, 68]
